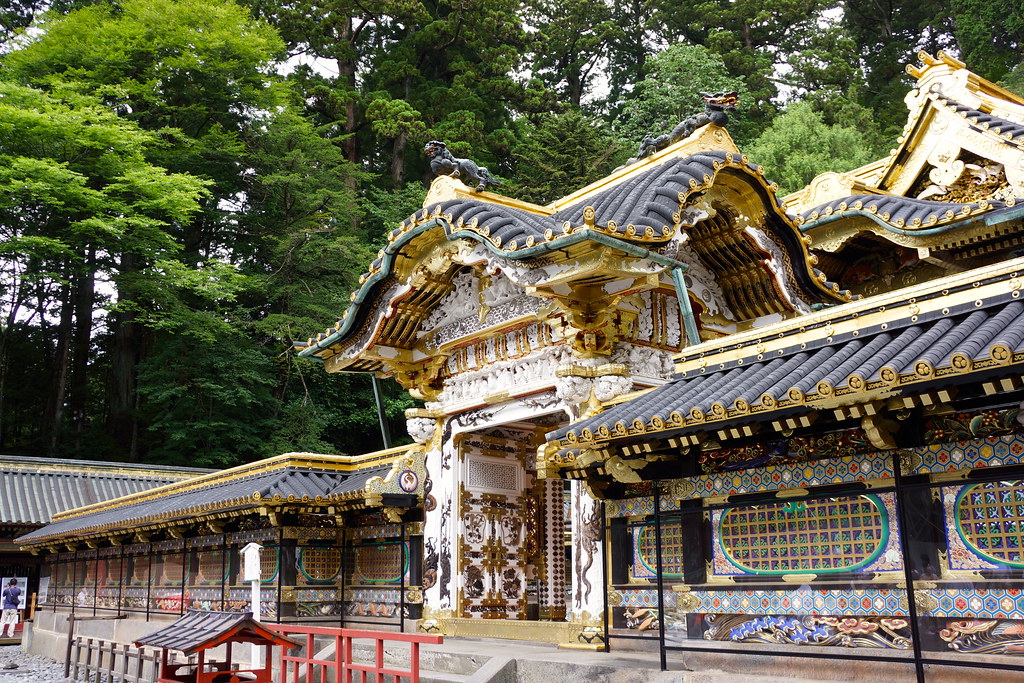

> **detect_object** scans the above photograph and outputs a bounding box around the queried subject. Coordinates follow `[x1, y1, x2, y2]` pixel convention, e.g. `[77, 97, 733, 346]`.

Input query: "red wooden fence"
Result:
[269, 624, 443, 683]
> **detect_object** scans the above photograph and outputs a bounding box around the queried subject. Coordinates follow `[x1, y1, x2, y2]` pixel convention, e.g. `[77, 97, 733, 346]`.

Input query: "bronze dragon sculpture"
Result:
[636, 91, 739, 159]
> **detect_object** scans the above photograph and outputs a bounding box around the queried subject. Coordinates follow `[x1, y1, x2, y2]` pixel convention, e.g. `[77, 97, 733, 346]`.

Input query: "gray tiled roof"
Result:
[549, 271, 1024, 449]
[935, 95, 1024, 144]
[16, 461, 393, 544]
[420, 151, 784, 247]
[134, 610, 298, 655]
[0, 456, 209, 526]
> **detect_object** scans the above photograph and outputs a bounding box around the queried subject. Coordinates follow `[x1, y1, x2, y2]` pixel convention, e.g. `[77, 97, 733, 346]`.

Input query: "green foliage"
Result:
[0, 0, 1017, 469]
[361, 184, 428, 247]
[1000, 61, 1024, 98]
[136, 337, 278, 468]
[523, 0, 616, 108]
[951, 0, 1024, 81]
[616, 43, 754, 146]
[843, 0, 954, 135]
[508, 109, 630, 205]
[746, 101, 877, 196]
[0, 80, 208, 299]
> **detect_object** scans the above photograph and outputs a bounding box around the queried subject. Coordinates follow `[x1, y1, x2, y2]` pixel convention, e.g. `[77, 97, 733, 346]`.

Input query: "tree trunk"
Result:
[70, 249, 96, 457]
[107, 253, 143, 462]
[43, 279, 73, 455]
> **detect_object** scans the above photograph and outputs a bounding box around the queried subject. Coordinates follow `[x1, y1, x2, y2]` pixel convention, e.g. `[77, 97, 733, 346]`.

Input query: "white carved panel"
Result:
[466, 455, 522, 494]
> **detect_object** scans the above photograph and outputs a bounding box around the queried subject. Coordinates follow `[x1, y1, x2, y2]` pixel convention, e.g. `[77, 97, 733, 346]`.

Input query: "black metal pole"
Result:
[653, 482, 667, 671]
[145, 544, 153, 622]
[400, 522, 407, 633]
[891, 451, 926, 683]
[371, 375, 392, 449]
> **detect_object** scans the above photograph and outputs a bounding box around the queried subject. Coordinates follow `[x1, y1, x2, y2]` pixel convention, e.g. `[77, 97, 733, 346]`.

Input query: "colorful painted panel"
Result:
[675, 587, 909, 617]
[921, 587, 1024, 620]
[705, 613, 911, 649]
[943, 481, 1024, 570]
[344, 587, 402, 619]
[606, 496, 681, 518]
[631, 523, 684, 578]
[675, 451, 895, 501]
[914, 433, 1024, 476]
[712, 493, 902, 576]
[354, 543, 407, 583]
[298, 547, 341, 583]
[295, 587, 342, 618]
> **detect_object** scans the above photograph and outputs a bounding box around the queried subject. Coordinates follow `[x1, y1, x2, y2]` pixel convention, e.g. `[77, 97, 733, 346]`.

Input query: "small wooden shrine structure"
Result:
[134, 610, 298, 683]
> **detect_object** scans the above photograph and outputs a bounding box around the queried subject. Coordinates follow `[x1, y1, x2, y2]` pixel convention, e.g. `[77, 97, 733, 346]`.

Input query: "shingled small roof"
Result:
[134, 611, 298, 656]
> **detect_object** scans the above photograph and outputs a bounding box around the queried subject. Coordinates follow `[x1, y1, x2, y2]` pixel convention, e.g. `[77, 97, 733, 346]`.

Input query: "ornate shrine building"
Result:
[18, 52, 1024, 679]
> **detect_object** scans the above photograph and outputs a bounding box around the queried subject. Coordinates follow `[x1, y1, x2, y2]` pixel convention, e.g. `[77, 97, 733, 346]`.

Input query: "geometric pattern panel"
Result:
[349, 524, 404, 541]
[914, 433, 1024, 476]
[467, 456, 521, 494]
[605, 496, 681, 519]
[672, 451, 896, 501]
[711, 492, 903, 576]
[920, 587, 1024, 619]
[943, 481, 1024, 570]
[616, 588, 677, 609]
[676, 587, 909, 617]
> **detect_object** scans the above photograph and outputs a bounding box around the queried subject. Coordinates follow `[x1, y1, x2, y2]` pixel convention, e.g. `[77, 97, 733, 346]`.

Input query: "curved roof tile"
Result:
[798, 193, 1007, 233]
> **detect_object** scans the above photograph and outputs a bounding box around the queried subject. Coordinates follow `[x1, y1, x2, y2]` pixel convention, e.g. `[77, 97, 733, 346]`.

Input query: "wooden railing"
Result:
[67, 636, 160, 683]
[269, 624, 443, 683]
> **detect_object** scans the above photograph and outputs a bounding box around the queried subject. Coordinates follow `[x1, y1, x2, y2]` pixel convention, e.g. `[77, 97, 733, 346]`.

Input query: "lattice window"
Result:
[298, 547, 342, 583]
[354, 543, 407, 584]
[158, 555, 184, 585]
[955, 481, 1024, 568]
[193, 549, 227, 585]
[260, 546, 280, 582]
[130, 556, 150, 584]
[632, 523, 685, 578]
[717, 495, 890, 574]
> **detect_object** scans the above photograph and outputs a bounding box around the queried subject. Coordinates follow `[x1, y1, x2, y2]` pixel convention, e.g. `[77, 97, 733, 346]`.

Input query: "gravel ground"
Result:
[0, 644, 71, 682]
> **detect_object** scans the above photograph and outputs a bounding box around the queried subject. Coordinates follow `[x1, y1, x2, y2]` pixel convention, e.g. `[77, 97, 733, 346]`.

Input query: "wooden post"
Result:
[64, 613, 77, 678]
[84, 637, 94, 680]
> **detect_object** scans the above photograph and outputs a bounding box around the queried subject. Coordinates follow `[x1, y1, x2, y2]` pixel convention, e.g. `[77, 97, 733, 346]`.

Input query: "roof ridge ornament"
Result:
[424, 141, 501, 193]
[634, 92, 740, 161]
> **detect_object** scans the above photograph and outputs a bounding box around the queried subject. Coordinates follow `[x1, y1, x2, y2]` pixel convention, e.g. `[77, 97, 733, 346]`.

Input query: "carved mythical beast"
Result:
[636, 91, 740, 159]
[424, 140, 502, 192]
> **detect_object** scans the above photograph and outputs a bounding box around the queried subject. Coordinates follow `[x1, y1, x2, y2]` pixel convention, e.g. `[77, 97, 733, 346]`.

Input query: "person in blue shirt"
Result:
[1, 578, 21, 638]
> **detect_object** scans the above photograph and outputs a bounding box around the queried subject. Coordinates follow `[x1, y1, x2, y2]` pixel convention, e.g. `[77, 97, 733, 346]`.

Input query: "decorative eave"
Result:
[296, 145, 855, 372]
[785, 51, 1024, 226]
[542, 256, 1024, 476]
[17, 444, 424, 550]
[796, 194, 1021, 253]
